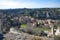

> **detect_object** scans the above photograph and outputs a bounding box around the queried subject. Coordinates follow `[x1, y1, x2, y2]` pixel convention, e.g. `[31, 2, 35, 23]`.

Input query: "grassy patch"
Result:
[21, 24, 27, 29]
[32, 28, 41, 32]
[32, 27, 50, 32]
[39, 27, 50, 31]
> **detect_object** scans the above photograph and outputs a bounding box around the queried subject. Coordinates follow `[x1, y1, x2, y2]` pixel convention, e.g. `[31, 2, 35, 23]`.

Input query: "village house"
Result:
[55, 27, 60, 35]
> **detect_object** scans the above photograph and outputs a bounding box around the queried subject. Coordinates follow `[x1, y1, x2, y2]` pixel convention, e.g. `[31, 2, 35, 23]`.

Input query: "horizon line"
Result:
[0, 7, 60, 9]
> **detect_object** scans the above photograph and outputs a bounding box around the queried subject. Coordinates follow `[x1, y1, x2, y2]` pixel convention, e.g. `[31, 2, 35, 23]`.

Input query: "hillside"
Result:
[0, 8, 60, 19]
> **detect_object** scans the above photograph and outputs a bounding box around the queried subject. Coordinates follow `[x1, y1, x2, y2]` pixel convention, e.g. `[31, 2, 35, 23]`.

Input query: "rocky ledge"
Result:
[3, 32, 52, 40]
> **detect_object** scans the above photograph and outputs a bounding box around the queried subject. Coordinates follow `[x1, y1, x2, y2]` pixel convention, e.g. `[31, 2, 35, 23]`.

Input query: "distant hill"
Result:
[0, 8, 60, 19]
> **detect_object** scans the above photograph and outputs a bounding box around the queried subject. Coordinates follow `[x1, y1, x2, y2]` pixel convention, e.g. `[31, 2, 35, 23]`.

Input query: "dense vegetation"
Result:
[0, 8, 60, 35]
[0, 8, 60, 19]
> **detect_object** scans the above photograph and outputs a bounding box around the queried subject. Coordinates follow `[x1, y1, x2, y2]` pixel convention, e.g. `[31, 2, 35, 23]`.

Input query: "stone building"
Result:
[55, 27, 60, 35]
